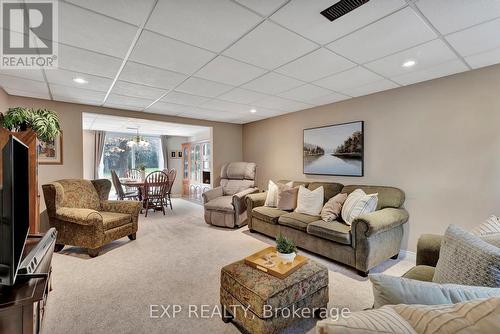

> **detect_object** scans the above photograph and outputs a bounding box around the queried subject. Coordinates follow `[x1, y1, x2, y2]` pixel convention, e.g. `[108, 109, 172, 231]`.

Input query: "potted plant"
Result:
[276, 233, 297, 263]
[0, 107, 60, 141]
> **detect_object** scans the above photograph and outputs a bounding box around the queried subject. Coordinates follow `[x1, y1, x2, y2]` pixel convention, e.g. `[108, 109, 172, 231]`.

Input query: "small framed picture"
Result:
[38, 131, 63, 165]
[177, 151, 183, 158]
[170, 151, 177, 158]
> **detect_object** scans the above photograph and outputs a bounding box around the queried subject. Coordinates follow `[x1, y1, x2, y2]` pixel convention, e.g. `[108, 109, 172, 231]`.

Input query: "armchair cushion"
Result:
[252, 206, 287, 224]
[57, 179, 101, 210]
[352, 208, 409, 238]
[100, 212, 132, 230]
[101, 200, 142, 216]
[205, 196, 234, 212]
[307, 220, 351, 245]
[55, 207, 102, 225]
[202, 186, 223, 204]
[221, 179, 254, 195]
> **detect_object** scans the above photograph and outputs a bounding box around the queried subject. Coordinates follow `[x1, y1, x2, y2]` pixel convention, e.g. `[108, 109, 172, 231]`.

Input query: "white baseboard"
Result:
[399, 249, 416, 263]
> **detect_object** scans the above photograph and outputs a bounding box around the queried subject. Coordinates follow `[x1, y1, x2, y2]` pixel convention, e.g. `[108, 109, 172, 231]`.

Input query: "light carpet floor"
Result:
[42, 199, 414, 334]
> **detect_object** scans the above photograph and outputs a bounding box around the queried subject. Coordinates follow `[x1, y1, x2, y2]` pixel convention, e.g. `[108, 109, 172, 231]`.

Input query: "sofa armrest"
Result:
[55, 207, 103, 225]
[101, 200, 142, 216]
[232, 188, 259, 214]
[353, 208, 409, 238]
[416, 234, 442, 267]
[245, 191, 267, 210]
[202, 186, 223, 204]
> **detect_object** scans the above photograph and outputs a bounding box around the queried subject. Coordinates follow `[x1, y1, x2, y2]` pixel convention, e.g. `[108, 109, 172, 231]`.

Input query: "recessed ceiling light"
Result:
[402, 60, 417, 68]
[250, 109, 257, 113]
[73, 77, 88, 84]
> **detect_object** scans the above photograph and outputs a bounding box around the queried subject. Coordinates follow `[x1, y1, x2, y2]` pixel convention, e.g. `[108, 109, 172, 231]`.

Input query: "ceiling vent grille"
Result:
[321, 0, 370, 22]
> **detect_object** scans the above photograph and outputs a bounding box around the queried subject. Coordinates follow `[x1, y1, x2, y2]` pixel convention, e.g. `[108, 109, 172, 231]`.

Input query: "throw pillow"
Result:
[295, 185, 324, 216]
[321, 193, 348, 223]
[341, 189, 378, 225]
[264, 180, 292, 207]
[471, 215, 500, 236]
[433, 224, 500, 287]
[276, 186, 299, 211]
[370, 274, 500, 308]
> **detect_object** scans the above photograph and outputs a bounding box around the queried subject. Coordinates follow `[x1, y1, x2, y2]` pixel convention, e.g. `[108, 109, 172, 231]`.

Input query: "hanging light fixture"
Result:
[126, 128, 150, 148]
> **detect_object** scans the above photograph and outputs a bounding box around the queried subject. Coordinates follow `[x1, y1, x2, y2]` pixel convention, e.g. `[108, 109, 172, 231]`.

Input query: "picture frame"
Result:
[303, 121, 364, 177]
[170, 151, 177, 158]
[38, 131, 63, 165]
[177, 151, 183, 158]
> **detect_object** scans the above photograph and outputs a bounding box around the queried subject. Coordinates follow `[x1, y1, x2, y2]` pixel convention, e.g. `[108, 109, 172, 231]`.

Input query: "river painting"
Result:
[303, 121, 363, 176]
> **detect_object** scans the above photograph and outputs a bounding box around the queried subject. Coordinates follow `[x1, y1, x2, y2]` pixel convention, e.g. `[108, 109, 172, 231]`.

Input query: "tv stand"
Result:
[0, 233, 55, 334]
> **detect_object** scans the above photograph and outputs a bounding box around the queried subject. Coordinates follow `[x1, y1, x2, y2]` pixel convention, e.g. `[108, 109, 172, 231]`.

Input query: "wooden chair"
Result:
[143, 171, 170, 217]
[165, 168, 176, 210]
[111, 170, 138, 200]
[125, 168, 142, 193]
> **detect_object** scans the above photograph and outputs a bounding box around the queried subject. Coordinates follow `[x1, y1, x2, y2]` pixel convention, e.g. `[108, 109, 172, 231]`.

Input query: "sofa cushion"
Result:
[307, 220, 351, 245]
[307, 182, 343, 203]
[342, 185, 404, 210]
[278, 212, 320, 232]
[221, 162, 256, 180]
[58, 179, 101, 210]
[100, 211, 132, 230]
[204, 196, 235, 212]
[402, 265, 435, 282]
[220, 179, 253, 195]
[252, 206, 287, 224]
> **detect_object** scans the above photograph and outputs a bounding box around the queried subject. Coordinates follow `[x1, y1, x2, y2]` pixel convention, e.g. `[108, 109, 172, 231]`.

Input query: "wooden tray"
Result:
[244, 247, 308, 279]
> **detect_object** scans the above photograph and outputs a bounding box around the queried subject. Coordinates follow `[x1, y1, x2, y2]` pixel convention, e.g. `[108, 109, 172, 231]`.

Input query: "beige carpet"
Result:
[42, 199, 414, 334]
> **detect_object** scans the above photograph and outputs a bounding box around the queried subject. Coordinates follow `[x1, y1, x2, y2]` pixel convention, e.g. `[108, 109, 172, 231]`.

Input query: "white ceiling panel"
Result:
[145, 102, 183, 116]
[327, 8, 436, 64]
[391, 59, 468, 86]
[111, 81, 167, 100]
[146, 0, 262, 52]
[57, 44, 122, 78]
[51, 84, 106, 105]
[253, 95, 312, 111]
[224, 21, 318, 69]
[119, 61, 187, 89]
[176, 77, 234, 97]
[235, 0, 289, 16]
[130, 31, 216, 74]
[217, 87, 270, 104]
[365, 39, 458, 77]
[416, 0, 500, 35]
[314, 66, 383, 92]
[202, 99, 253, 114]
[278, 84, 333, 103]
[58, 2, 138, 58]
[65, 0, 156, 26]
[275, 48, 355, 82]
[195, 56, 267, 86]
[161, 91, 211, 107]
[45, 69, 112, 92]
[465, 47, 500, 69]
[271, 0, 406, 45]
[241, 72, 303, 94]
[104, 94, 154, 110]
[446, 18, 500, 57]
[0, 75, 48, 93]
[340, 79, 399, 97]
[3, 88, 50, 100]
[0, 69, 45, 82]
[307, 92, 350, 106]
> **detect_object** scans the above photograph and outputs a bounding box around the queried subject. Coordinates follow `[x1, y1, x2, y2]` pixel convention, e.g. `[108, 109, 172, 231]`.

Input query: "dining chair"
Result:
[143, 171, 170, 217]
[165, 168, 177, 210]
[125, 168, 142, 193]
[111, 170, 138, 200]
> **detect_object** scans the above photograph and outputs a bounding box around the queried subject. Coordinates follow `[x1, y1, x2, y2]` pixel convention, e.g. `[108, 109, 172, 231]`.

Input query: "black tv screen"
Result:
[0, 135, 29, 286]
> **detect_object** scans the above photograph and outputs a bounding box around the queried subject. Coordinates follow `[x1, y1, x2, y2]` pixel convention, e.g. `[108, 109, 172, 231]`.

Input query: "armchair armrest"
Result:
[352, 208, 409, 238]
[232, 187, 259, 214]
[245, 191, 267, 210]
[101, 200, 142, 216]
[416, 234, 442, 267]
[55, 207, 103, 225]
[202, 186, 223, 204]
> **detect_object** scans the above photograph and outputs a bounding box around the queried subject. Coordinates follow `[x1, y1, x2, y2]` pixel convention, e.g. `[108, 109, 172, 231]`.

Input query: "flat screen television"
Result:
[0, 135, 30, 287]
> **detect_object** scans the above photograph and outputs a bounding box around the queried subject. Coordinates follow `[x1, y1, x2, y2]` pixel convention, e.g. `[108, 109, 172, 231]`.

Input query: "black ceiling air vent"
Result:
[321, 0, 370, 22]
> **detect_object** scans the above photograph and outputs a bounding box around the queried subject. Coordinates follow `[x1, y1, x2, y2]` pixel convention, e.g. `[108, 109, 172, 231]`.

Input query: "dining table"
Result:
[120, 178, 173, 202]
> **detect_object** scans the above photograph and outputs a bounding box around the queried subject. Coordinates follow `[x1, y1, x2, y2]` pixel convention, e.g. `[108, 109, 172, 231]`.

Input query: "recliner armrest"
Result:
[352, 208, 409, 238]
[232, 188, 259, 214]
[416, 234, 442, 267]
[202, 186, 223, 204]
[55, 207, 103, 225]
[101, 200, 142, 216]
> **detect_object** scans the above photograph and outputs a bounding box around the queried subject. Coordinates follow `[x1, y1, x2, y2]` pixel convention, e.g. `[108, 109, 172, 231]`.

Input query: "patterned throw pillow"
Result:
[341, 189, 378, 225]
[321, 193, 348, 223]
[264, 180, 292, 207]
[295, 185, 324, 216]
[471, 215, 500, 235]
[433, 224, 500, 287]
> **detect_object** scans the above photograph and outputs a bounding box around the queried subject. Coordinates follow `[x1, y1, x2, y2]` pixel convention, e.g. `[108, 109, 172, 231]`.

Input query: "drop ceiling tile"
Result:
[58, 44, 122, 78]
[45, 69, 112, 92]
[253, 95, 312, 111]
[202, 99, 253, 114]
[416, 0, 500, 35]
[365, 39, 457, 77]
[65, 0, 156, 26]
[176, 77, 234, 98]
[223, 21, 318, 69]
[111, 81, 167, 100]
[0, 69, 45, 82]
[241, 72, 303, 94]
[391, 59, 468, 86]
[327, 8, 436, 64]
[104, 94, 153, 110]
[119, 61, 187, 89]
[271, 0, 406, 44]
[147, 102, 194, 114]
[465, 47, 500, 69]
[0, 75, 48, 92]
[340, 79, 399, 97]
[275, 48, 355, 82]
[307, 92, 350, 106]
[313, 67, 383, 92]
[234, 0, 288, 16]
[3, 88, 50, 100]
[217, 87, 270, 104]
[146, 102, 183, 116]
[50, 84, 106, 105]
[58, 2, 138, 58]
[278, 84, 333, 103]
[446, 18, 500, 57]
[162, 91, 211, 106]
[195, 56, 267, 86]
[130, 30, 216, 74]
[146, 0, 262, 52]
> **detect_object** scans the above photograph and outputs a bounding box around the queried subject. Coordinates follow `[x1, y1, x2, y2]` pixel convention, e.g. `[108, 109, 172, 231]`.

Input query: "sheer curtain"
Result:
[160, 135, 169, 170]
[94, 131, 106, 179]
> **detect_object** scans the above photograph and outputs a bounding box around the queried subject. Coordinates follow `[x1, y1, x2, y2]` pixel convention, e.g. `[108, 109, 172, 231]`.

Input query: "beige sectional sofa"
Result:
[246, 181, 409, 276]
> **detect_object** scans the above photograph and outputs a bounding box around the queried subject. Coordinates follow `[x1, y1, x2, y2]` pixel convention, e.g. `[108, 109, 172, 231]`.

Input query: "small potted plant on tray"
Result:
[276, 233, 297, 264]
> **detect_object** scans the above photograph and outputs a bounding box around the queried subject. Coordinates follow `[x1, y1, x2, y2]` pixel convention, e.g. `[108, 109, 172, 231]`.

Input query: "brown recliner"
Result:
[203, 162, 258, 228]
[42, 179, 142, 257]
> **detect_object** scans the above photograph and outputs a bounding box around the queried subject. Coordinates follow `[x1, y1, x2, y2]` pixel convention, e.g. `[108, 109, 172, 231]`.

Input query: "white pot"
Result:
[277, 252, 296, 264]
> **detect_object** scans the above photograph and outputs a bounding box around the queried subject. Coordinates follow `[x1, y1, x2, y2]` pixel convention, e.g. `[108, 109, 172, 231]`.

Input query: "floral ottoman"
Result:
[220, 259, 329, 334]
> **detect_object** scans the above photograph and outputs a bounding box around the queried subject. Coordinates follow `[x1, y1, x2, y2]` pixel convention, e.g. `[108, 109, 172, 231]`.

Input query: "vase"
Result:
[277, 252, 296, 264]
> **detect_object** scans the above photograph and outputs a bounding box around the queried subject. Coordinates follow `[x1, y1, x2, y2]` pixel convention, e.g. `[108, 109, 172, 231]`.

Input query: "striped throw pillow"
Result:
[341, 189, 378, 225]
[471, 215, 500, 236]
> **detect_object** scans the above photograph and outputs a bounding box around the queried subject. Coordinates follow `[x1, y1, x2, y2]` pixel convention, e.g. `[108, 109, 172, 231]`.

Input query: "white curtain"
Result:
[160, 135, 169, 170]
[94, 131, 106, 179]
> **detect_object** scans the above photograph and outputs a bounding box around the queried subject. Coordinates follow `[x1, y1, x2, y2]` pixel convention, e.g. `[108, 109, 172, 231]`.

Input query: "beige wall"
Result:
[243, 64, 500, 252]
[166, 136, 188, 196]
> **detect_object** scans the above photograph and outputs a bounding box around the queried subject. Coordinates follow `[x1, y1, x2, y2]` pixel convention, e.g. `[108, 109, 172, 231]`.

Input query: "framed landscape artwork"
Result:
[38, 131, 63, 165]
[303, 121, 364, 176]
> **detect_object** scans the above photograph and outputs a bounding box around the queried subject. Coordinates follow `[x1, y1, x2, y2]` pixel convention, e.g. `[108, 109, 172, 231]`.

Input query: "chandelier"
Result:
[126, 128, 150, 148]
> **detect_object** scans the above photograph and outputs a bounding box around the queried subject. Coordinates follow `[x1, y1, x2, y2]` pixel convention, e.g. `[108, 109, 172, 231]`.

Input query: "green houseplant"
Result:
[276, 233, 297, 263]
[0, 107, 61, 142]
